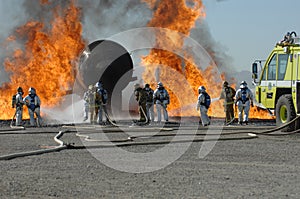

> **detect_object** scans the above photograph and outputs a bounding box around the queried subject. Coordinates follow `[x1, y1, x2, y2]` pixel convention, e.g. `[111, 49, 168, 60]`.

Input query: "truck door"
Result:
[296, 53, 300, 114]
[260, 53, 277, 108]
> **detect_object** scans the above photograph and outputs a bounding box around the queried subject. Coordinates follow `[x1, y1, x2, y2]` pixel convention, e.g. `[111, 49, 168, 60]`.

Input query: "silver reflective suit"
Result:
[235, 83, 254, 124]
[153, 83, 169, 122]
[15, 91, 24, 126]
[83, 85, 95, 122]
[94, 82, 108, 124]
[24, 88, 42, 127]
[197, 86, 210, 126]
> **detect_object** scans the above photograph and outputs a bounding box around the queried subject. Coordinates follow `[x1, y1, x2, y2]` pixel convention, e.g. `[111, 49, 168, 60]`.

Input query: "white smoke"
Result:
[41, 94, 85, 124]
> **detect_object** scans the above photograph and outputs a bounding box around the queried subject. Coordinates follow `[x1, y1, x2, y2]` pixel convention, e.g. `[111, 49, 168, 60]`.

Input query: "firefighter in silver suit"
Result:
[196, 86, 210, 126]
[234, 81, 254, 125]
[95, 81, 108, 125]
[83, 84, 95, 123]
[13, 87, 24, 126]
[23, 87, 43, 127]
[153, 82, 169, 122]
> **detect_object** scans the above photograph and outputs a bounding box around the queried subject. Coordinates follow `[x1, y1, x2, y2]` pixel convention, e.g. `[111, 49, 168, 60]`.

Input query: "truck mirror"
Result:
[252, 63, 258, 74]
[252, 63, 258, 83]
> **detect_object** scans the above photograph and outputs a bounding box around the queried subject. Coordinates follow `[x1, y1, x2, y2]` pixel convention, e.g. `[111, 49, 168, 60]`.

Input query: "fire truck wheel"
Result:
[275, 94, 296, 132]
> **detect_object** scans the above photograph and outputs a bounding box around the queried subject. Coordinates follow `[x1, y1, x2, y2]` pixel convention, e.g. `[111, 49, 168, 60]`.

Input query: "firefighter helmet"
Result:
[134, 83, 140, 89]
[28, 87, 36, 95]
[223, 81, 229, 87]
[240, 81, 247, 85]
[198, 86, 206, 93]
[17, 87, 23, 93]
[157, 82, 163, 88]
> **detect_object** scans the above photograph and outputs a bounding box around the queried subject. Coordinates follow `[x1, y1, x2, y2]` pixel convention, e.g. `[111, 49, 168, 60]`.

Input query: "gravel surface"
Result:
[1, 119, 300, 199]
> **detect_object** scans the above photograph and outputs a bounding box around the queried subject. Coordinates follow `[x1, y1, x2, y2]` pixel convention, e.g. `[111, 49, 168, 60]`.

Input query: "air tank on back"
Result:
[76, 40, 135, 114]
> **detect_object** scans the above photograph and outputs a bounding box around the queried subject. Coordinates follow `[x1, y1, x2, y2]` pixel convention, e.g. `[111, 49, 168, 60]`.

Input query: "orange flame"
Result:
[0, 1, 85, 120]
[141, 0, 273, 119]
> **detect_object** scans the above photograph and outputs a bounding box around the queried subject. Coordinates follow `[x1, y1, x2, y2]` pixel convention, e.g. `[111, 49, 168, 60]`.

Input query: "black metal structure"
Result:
[78, 40, 135, 112]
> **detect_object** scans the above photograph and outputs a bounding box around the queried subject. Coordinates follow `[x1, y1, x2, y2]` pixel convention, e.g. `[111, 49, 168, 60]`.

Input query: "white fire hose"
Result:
[0, 130, 69, 160]
[1, 113, 299, 161]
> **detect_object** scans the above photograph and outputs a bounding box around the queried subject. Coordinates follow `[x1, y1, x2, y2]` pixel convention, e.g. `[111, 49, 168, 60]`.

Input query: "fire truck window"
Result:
[267, 54, 277, 80]
[261, 67, 266, 80]
[277, 54, 289, 80]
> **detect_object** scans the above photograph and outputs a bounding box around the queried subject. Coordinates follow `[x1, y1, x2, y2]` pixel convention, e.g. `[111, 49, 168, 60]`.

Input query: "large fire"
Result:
[0, 0, 272, 121]
[141, 0, 273, 119]
[0, 1, 85, 120]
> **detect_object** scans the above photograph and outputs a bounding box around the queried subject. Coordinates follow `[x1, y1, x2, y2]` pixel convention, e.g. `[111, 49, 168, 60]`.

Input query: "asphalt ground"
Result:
[1, 118, 300, 199]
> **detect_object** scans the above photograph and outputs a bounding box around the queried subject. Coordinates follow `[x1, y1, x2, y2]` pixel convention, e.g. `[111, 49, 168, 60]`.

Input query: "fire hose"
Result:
[1, 115, 299, 161]
[0, 130, 71, 160]
[72, 114, 300, 145]
[135, 104, 149, 125]
[103, 104, 149, 127]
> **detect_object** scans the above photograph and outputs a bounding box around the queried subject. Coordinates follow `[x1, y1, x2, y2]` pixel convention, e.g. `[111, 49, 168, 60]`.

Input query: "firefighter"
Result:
[134, 83, 147, 122]
[23, 87, 42, 127]
[12, 87, 24, 126]
[196, 86, 211, 126]
[219, 81, 236, 125]
[153, 82, 170, 122]
[280, 32, 296, 45]
[83, 84, 96, 123]
[234, 81, 254, 125]
[94, 81, 108, 125]
[144, 83, 155, 122]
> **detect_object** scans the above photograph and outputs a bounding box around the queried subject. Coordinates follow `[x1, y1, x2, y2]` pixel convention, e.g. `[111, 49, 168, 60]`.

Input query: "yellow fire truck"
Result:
[252, 32, 300, 131]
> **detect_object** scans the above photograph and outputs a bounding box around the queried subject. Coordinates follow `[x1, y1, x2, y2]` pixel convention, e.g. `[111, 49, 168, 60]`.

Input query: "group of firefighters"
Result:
[218, 80, 254, 125]
[133, 82, 170, 124]
[12, 87, 42, 127]
[82, 81, 171, 125]
[196, 80, 254, 126]
[83, 81, 109, 125]
[82, 80, 254, 126]
[11, 79, 254, 127]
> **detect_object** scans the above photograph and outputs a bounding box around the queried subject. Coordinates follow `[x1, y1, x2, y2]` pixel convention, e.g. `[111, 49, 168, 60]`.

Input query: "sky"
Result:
[203, 0, 300, 72]
[1, 0, 300, 76]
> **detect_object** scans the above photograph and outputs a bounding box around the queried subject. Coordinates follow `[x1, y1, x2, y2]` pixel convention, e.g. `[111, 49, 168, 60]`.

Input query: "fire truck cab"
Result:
[252, 32, 300, 131]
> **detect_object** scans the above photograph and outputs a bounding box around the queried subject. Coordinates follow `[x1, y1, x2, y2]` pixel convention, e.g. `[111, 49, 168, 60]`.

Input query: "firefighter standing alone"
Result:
[196, 86, 211, 126]
[219, 81, 236, 125]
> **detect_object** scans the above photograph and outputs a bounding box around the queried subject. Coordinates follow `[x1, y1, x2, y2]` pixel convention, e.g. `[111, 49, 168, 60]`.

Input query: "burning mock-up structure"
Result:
[75, 40, 135, 114]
